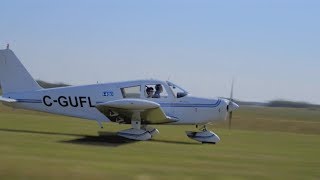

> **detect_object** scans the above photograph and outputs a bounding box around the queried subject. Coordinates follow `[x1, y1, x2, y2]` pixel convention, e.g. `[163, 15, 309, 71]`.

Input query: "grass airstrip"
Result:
[0, 104, 319, 179]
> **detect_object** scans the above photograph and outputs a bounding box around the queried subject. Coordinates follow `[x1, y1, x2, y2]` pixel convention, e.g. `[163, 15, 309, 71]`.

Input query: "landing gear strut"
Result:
[186, 125, 220, 144]
[117, 111, 159, 141]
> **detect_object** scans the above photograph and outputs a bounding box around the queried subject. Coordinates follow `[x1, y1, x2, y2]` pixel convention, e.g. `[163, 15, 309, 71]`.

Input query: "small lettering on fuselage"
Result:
[43, 96, 95, 108]
[103, 91, 114, 96]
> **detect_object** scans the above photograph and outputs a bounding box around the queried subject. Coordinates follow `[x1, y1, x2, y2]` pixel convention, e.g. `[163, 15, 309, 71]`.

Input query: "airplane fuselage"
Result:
[4, 81, 229, 125]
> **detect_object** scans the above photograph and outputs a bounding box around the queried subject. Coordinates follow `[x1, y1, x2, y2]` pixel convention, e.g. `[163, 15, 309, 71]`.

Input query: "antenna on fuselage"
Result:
[167, 75, 171, 81]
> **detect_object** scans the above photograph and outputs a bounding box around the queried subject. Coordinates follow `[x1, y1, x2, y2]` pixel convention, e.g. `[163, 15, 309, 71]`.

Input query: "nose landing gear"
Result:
[186, 125, 220, 144]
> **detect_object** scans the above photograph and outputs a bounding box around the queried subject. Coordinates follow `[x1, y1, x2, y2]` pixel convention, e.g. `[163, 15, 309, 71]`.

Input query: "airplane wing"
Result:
[0, 96, 17, 103]
[95, 99, 178, 124]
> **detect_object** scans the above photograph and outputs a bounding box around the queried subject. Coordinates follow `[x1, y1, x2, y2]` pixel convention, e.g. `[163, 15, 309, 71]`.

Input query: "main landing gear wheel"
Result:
[117, 112, 159, 141]
[186, 125, 220, 144]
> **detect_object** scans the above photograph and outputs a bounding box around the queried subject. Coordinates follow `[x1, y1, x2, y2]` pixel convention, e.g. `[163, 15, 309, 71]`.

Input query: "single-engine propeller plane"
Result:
[0, 47, 239, 144]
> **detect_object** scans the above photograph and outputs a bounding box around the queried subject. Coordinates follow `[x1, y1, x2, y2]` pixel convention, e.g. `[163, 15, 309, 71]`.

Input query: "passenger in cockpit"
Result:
[146, 87, 154, 98]
[152, 84, 163, 98]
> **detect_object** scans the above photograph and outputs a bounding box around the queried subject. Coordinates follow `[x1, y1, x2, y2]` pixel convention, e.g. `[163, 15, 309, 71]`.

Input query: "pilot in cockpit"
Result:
[152, 84, 163, 98]
[146, 87, 154, 98]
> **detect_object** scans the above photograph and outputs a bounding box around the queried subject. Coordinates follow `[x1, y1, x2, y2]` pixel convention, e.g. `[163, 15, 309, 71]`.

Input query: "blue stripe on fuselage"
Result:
[159, 99, 221, 108]
[16, 99, 42, 103]
[15, 98, 222, 108]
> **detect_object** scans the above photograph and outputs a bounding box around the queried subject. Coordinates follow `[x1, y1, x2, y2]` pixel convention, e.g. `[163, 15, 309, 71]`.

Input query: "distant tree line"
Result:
[222, 98, 319, 108]
[0, 80, 69, 94]
[36, 80, 69, 88]
[267, 100, 320, 108]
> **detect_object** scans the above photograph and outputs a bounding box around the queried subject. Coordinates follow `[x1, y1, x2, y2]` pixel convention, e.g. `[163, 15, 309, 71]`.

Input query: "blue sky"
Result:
[1, 0, 320, 103]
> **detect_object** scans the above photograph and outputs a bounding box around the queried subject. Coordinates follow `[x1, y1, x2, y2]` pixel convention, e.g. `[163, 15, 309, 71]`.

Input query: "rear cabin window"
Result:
[121, 86, 141, 98]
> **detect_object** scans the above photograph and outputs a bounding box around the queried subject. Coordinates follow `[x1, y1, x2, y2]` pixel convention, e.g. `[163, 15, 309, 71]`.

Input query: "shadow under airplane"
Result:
[62, 131, 136, 147]
[150, 139, 199, 145]
[0, 128, 136, 147]
[0, 128, 199, 146]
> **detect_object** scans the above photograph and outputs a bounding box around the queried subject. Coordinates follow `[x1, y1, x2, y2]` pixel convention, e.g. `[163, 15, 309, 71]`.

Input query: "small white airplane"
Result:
[0, 46, 239, 144]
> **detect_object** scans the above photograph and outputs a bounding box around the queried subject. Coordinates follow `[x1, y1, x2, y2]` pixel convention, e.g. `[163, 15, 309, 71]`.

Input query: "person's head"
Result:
[146, 87, 154, 97]
[155, 84, 163, 92]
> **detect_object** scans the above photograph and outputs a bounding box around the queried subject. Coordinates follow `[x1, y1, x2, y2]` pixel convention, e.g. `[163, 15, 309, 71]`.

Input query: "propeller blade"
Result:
[229, 79, 234, 103]
[228, 111, 233, 129]
[228, 79, 234, 130]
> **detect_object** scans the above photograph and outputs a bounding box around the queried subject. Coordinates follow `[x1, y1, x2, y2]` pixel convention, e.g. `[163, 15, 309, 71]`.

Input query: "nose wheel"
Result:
[198, 125, 208, 131]
[186, 125, 220, 144]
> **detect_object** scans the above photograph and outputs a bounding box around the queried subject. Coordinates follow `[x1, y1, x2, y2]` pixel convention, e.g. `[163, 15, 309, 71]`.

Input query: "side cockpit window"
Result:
[121, 86, 141, 98]
[145, 84, 168, 98]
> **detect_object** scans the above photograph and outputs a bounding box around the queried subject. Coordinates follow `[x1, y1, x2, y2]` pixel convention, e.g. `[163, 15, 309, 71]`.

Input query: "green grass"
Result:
[216, 106, 320, 134]
[0, 104, 319, 179]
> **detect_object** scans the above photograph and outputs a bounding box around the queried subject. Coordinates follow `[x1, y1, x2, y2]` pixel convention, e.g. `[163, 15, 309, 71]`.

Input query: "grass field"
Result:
[0, 104, 319, 179]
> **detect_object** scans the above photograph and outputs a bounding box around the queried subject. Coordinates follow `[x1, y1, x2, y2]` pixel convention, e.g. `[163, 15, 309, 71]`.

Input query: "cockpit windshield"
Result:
[166, 81, 189, 98]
